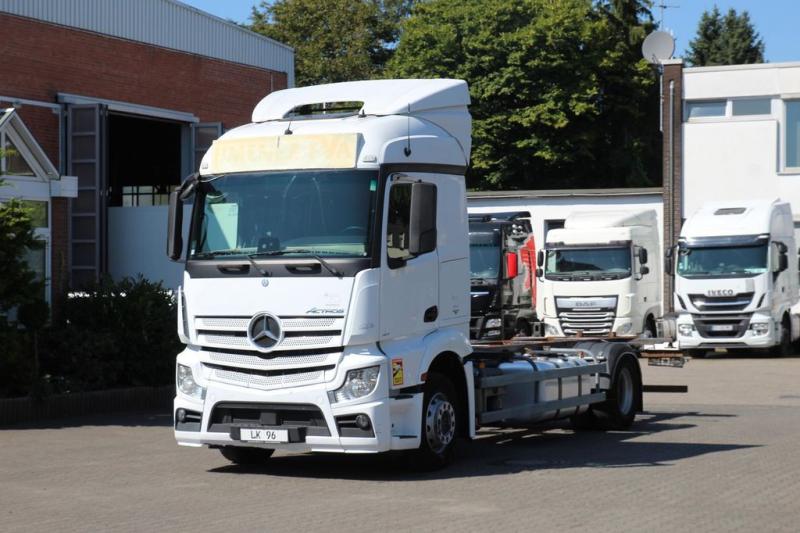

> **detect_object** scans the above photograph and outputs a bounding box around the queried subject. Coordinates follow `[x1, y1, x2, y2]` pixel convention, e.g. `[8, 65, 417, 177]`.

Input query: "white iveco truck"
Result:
[673, 200, 799, 356]
[167, 79, 643, 468]
[536, 210, 661, 338]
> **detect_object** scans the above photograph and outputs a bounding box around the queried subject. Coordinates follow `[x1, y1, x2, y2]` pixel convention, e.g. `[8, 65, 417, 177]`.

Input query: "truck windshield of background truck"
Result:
[189, 170, 378, 259]
[469, 231, 501, 280]
[676, 243, 768, 278]
[545, 247, 631, 280]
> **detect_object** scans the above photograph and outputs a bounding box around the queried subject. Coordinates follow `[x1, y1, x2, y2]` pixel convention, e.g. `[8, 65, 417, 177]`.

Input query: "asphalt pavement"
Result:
[2, 355, 800, 532]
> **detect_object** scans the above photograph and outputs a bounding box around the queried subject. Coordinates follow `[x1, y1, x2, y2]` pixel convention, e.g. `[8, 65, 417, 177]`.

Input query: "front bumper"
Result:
[676, 313, 776, 349]
[173, 347, 422, 454]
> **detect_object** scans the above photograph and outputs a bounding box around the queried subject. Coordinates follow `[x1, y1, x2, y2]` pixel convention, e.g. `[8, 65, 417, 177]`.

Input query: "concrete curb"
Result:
[0, 385, 174, 426]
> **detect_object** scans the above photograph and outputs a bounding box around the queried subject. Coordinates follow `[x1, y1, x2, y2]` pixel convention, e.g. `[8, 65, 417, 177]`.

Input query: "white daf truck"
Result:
[536, 210, 661, 339]
[166, 79, 643, 469]
[672, 200, 799, 356]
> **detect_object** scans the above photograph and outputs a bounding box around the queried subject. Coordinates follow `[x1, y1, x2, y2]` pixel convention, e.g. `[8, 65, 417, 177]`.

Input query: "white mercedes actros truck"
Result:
[167, 79, 643, 468]
[536, 210, 662, 338]
[672, 200, 799, 357]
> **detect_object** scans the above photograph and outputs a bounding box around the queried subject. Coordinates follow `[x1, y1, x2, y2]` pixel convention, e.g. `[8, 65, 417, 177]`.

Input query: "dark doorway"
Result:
[107, 113, 181, 207]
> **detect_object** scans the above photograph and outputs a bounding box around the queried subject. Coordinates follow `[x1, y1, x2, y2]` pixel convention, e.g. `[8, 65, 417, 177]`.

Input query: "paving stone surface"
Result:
[2, 356, 800, 532]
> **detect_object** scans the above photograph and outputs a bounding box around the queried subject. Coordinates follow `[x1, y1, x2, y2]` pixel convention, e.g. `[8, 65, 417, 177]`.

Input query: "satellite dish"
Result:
[642, 31, 675, 64]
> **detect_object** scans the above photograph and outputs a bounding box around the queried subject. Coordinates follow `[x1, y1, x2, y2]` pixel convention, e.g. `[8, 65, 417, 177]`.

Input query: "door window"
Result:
[387, 183, 413, 261]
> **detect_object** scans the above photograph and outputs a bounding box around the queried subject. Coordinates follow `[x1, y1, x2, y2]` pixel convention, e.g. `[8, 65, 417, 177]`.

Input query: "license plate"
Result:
[239, 428, 289, 443]
[710, 324, 734, 332]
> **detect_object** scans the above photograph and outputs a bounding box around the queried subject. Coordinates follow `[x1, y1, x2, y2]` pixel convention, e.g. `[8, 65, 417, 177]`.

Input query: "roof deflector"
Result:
[252, 79, 470, 123]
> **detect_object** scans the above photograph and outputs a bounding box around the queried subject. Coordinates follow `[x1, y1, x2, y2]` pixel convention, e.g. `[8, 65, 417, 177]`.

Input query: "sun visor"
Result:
[204, 133, 359, 174]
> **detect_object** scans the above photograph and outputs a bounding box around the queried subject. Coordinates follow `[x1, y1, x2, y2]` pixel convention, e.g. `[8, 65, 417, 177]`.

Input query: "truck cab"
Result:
[468, 212, 536, 340]
[537, 210, 661, 338]
[673, 200, 799, 355]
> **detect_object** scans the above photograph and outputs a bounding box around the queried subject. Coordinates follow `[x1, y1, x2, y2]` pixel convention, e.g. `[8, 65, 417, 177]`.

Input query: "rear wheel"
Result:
[412, 372, 458, 470]
[219, 446, 274, 465]
[642, 317, 657, 339]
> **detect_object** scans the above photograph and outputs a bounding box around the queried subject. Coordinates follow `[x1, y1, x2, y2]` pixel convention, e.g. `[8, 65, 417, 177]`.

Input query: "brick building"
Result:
[0, 0, 293, 307]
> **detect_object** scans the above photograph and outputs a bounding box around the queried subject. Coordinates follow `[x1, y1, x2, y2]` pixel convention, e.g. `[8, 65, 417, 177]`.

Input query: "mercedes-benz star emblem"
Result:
[247, 312, 283, 352]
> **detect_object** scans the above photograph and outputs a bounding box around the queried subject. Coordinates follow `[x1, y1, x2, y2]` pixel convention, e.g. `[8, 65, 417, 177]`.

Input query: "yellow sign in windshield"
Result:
[207, 133, 358, 174]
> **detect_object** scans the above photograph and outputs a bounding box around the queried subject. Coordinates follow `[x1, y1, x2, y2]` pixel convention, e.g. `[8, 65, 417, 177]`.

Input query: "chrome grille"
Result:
[208, 350, 332, 369]
[194, 315, 344, 352]
[689, 293, 754, 312]
[208, 366, 326, 391]
[556, 296, 618, 336]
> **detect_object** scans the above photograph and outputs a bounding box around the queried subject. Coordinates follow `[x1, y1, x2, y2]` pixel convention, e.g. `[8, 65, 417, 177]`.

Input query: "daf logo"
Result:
[247, 312, 283, 352]
[707, 289, 735, 297]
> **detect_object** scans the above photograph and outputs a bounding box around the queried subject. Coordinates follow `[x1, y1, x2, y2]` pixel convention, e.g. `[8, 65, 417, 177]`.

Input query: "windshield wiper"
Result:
[249, 249, 343, 278]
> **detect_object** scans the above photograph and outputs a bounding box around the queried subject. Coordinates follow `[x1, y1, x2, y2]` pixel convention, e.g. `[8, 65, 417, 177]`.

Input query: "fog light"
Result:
[678, 324, 695, 337]
[355, 414, 371, 429]
[176, 364, 206, 400]
[485, 318, 502, 329]
[750, 322, 769, 336]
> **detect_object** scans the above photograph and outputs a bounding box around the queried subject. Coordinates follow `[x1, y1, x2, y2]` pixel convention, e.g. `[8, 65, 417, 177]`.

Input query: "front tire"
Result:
[219, 446, 274, 465]
[413, 373, 458, 470]
[777, 316, 793, 357]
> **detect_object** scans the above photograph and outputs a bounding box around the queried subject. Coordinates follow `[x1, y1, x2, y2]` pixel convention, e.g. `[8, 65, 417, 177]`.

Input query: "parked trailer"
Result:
[167, 79, 645, 469]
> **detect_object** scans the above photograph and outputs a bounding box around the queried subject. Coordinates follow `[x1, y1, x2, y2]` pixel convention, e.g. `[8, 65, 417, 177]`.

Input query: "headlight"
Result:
[678, 324, 695, 337]
[750, 322, 769, 336]
[544, 323, 560, 336]
[485, 318, 502, 329]
[618, 322, 633, 335]
[330, 366, 379, 403]
[176, 364, 206, 400]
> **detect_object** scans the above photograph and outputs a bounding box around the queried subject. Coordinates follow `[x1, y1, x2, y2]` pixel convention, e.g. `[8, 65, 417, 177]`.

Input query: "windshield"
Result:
[189, 170, 378, 259]
[469, 231, 501, 280]
[545, 247, 632, 280]
[676, 243, 768, 277]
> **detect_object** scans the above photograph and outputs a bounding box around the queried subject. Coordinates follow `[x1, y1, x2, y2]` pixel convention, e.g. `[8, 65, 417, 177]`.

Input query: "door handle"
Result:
[217, 264, 249, 274]
[424, 306, 438, 322]
[286, 263, 321, 274]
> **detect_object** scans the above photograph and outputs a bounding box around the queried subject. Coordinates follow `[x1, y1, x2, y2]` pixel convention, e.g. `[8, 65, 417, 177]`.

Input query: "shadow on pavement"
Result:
[207, 410, 757, 481]
[1, 410, 173, 430]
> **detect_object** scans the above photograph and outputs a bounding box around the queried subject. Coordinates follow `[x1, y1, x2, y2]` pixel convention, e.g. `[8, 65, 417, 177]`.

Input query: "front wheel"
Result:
[219, 446, 274, 465]
[777, 317, 793, 357]
[412, 373, 458, 470]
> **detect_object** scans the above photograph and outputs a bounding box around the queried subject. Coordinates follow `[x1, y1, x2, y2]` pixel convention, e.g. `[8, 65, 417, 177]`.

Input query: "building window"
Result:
[1, 134, 35, 176]
[732, 98, 771, 116]
[786, 101, 800, 170]
[686, 100, 726, 119]
[121, 185, 176, 206]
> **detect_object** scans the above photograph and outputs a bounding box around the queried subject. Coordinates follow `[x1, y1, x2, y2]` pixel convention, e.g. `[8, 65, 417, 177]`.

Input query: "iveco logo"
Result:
[707, 289, 735, 297]
[247, 312, 283, 352]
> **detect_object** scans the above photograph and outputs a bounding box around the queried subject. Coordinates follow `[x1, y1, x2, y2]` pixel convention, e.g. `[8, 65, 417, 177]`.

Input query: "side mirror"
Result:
[408, 182, 437, 256]
[664, 246, 674, 277]
[167, 190, 183, 261]
[779, 252, 788, 272]
[536, 250, 544, 267]
[638, 247, 648, 264]
[535, 267, 543, 278]
[640, 265, 650, 276]
[505, 252, 519, 279]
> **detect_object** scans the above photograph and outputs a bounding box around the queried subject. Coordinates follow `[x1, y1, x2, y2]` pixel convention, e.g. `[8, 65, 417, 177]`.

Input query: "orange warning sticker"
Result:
[391, 359, 404, 386]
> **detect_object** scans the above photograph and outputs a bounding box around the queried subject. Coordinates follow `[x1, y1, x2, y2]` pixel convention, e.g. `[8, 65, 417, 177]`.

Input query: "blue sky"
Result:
[183, 0, 800, 63]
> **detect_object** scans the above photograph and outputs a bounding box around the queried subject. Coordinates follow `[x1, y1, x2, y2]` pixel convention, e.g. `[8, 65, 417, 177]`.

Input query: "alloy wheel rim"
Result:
[425, 392, 456, 454]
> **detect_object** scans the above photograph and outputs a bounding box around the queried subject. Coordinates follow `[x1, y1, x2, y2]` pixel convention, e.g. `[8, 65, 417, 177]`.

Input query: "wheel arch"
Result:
[427, 351, 470, 438]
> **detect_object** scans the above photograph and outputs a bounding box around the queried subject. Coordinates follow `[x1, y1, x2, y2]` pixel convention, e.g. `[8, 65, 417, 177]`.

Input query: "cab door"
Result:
[379, 176, 439, 340]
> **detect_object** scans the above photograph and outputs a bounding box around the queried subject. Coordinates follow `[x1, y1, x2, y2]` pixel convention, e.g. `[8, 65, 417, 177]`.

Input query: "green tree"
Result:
[249, 0, 415, 86]
[686, 6, 765, 66]
[386, 0, 659, 190]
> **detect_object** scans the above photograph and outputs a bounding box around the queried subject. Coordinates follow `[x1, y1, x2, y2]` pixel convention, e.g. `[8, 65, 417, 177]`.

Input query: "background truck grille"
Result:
[689, 293, 754, 312]
[555, 296, 618, 336]
[194, 315, 344, 352]
[693, 314, 751, 338]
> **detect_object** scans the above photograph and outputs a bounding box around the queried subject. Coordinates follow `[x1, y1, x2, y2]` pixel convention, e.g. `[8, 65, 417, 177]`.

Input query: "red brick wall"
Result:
[0, 12, 288, 307]
[0, 12, 288, 169]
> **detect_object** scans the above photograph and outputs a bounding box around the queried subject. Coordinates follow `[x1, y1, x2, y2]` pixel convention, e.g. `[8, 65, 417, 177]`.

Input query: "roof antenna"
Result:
[403, 103, 411, 157]
[284, 119, 293, 135]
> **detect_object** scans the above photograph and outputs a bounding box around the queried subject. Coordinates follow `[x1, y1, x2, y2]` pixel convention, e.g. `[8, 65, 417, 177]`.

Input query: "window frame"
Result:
[782, 99, 800, 174]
